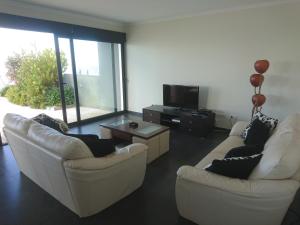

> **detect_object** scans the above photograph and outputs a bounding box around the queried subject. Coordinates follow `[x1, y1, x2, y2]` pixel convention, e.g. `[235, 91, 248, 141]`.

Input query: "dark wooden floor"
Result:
[0, 114, 299, 225]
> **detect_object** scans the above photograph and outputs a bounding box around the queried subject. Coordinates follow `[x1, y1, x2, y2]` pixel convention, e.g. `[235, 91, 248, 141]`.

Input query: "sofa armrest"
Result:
[177, 166, 300, 197]
[64, 143, 148, 170]
[229, 121, 249, 137]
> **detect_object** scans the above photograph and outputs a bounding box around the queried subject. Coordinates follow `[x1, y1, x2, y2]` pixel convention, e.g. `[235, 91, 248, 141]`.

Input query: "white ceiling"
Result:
[13, 0, 295, 23]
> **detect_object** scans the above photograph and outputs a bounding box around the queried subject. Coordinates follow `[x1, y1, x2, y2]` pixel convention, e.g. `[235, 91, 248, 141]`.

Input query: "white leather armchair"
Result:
[3, 113, 148, 217]
[176, 117, 300, 225]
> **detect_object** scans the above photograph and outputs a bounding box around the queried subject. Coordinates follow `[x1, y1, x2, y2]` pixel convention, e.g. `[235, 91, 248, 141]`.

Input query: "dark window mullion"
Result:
[69, 38, 81, 123]
[111, 44, 118, 112]
[121, 43, 127, 111]
[54, 34, 68, 123]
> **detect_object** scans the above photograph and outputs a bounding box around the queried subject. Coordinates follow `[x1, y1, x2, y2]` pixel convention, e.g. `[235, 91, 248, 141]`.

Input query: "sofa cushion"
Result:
[195, 152, 225, 169]
[4, 113, 33, 136]
[254, 111, 279, 131]
[65, 133, 116, 158]
[241, 112, 278, 139]
[28, 123, 93, 160]
[241, 122, 252, 139]
[265, 113, 300, 148]
[250, 114, 300, 180]
[195, 136, 244, 169]
[225, 145, 263, 158]
[244, 119, 270, 147]
[64, 143, 147, 170]
[210, 136, 245, 155]
[205, 154, 263, 179]
[33, 113, 68, 133]
[229, 121, 248, 136]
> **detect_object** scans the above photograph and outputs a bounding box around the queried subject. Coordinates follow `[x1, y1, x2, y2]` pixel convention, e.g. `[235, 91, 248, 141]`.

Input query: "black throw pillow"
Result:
[244, 118, 270, 147]
[205, 154, 263, 179]
[225, 145, 263, 158]
[65, 133, 115, 157]
[33, 114, 67, 133]
[241, 112, 278, 140]
[65, 133, 99, 140]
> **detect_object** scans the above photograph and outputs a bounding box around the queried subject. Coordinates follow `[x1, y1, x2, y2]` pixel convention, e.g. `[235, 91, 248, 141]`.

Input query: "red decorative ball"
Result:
[252, 94, 266, 107]
[254, 60, 269, 74]
[250, 74, 264, 87]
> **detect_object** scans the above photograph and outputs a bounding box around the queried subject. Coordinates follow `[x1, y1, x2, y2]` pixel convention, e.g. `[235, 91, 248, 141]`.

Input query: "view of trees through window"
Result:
[0, 27, 124, 144]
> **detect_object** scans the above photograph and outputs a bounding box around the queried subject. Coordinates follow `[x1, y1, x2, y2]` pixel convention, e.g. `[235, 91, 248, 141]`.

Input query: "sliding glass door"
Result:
[55, 36, 125, 124]
[0, 13, 126, 145]
[0, 28, 65, 143]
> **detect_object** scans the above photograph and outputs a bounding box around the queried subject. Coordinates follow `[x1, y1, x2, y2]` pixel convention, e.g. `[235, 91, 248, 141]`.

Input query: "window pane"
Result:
[0, 28, 63, 143]
[73, 39, 124, 120]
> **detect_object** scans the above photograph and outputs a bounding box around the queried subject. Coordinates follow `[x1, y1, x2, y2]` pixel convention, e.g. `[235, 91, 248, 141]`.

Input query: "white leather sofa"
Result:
[176, 114, 300, 225]
[3, 113, 148, 217]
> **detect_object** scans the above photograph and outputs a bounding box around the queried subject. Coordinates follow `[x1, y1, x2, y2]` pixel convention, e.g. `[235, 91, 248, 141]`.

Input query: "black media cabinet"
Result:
[143, 105, 215, 137]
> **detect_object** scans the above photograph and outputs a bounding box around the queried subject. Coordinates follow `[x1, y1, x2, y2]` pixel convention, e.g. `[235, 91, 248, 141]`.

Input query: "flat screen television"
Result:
[163, 84, 199, 110]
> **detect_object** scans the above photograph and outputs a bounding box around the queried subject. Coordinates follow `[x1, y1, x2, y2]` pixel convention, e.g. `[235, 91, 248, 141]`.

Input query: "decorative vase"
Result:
[252, 94, 266, 107]
[250, 60, 270, 118]
[254, 60, 269, 74]
[250, 74, 264, 87]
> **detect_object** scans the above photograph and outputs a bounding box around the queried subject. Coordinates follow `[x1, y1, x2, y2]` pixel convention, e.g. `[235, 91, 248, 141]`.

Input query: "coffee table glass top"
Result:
[135, 125, 163, 135]
[109, 119, 131, 127]
[99, 117, 169, 139]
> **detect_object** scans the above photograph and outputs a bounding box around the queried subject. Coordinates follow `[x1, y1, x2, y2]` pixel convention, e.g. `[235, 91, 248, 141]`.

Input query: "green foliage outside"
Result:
[4, 49, 75, 109]
[5, 52, 23, 83]
[0, 86, 10, 97]
[45, 84, 75, 107]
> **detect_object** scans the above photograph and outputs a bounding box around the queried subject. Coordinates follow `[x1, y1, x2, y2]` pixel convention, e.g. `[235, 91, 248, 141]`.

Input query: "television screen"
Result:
[163, 84, 199, 110]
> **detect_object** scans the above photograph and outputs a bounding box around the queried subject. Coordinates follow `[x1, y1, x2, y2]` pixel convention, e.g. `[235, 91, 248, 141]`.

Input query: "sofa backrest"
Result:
[250, 114, 300, 180]
[4, 113, 33, 136]
[28, 123, 93, 160]
[3, 113, 93, 214]
[4, 113, 93, 160]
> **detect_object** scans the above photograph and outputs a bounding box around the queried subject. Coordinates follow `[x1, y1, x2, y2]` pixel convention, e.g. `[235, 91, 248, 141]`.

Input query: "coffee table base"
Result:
[133, 130, 170, 163]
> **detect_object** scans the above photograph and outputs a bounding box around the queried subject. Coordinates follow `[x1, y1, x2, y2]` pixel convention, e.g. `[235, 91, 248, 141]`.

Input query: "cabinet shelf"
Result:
[143, 105, 215, 137]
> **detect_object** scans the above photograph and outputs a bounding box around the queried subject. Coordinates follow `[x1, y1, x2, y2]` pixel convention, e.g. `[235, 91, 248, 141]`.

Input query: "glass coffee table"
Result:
[99, 118, 170, 163]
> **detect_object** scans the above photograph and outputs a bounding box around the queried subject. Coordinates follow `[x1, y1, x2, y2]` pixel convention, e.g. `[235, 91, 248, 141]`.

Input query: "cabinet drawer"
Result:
[180, 114, 210, 137]
[181, 115, 209, 126]
[143, 109, 160, 124]
[180, 116, 197, 127]
[180, 125, 208, 137]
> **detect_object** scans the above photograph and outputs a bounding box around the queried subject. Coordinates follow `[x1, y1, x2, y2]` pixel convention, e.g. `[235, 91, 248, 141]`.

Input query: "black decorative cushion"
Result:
[65, 133, 99, 140]
[225, 145, 263, 158]
[241, 112, 278, 139]
[205, 154, 263, 179]
[241, 123, 252, 139]
[32, 114, 68, 133]
[244, 118, 270, 147]
[65, 133, 115, 157]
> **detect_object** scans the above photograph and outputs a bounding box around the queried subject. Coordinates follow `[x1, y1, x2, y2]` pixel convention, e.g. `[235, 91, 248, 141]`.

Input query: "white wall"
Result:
[0, 0, 125, 32]
[126, 2, 300, 128]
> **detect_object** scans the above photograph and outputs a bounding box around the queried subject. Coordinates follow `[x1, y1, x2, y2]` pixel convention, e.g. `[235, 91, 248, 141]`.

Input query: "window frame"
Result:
[0, 12, 128, 126]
